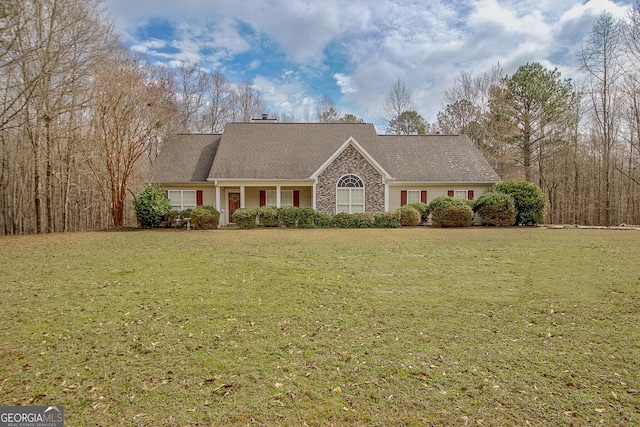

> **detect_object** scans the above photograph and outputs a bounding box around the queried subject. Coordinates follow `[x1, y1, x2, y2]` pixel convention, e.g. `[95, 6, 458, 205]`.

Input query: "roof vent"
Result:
[251, 114, 277, 123]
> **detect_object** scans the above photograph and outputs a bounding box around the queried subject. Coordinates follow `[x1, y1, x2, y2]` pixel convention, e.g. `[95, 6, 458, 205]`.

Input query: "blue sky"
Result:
[103, 0, 633, 124]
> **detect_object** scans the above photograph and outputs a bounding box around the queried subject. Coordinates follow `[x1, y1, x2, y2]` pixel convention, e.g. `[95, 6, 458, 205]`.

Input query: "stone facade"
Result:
[316, 144, 385, 215]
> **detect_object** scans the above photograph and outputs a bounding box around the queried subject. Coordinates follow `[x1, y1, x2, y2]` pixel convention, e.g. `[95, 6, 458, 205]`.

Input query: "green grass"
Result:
[1, 228, 639, 426]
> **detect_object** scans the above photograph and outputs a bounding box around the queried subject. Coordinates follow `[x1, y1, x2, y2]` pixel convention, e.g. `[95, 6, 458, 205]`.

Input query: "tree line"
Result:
[1, 0, 639, 234]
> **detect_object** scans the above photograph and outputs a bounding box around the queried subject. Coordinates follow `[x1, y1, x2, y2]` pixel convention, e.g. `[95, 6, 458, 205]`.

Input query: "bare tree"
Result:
[232, 81, 266, 122]
[315, 95, 340, 123]
[579, 12, 624, 225]
[83, 50, 178, 228]
[204, 71, 233, 132]
[176, 62, 208, 132]
[382, 79, 416, 132]
[1, 0, 117, 233]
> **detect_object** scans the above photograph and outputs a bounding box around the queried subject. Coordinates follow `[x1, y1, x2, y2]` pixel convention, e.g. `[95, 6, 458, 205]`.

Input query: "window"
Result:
[454, 190, 468, 200]
[168, 190, 196, 211]
[266, 190, 293, 207]
[450, 190, 475, 200]
[336, 174, 364, 213]
[407, 190, 421, 204]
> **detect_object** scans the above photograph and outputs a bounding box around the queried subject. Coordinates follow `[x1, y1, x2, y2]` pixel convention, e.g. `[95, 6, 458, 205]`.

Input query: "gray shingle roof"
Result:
[378, 134, 500, 183]
[150, 134, 221, 183]
[208, 122, 384, 180]
[150, 123, 500, 184]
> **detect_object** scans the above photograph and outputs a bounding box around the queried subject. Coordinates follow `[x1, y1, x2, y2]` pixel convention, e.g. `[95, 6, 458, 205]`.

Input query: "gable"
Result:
[310, 136, 392, 181]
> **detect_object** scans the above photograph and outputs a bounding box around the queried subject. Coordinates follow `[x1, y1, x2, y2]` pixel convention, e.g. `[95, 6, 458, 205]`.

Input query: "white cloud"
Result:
[333, 73, 357, 94]
[103, 0, 637, 125]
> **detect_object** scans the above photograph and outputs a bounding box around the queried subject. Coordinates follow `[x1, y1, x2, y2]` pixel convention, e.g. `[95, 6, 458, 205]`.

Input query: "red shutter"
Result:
[421, 190, 427, 204]
[196, 190, 203, 206]
[259, 190, 266, 207]
[448, 190, 454, 197]
[400, 190, 407, 206]
[468, 190, 474, 200]
[293, 190, 300, 207]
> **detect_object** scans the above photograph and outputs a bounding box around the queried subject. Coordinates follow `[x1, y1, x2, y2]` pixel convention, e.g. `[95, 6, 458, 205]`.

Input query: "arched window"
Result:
[336, 174, 364, 213]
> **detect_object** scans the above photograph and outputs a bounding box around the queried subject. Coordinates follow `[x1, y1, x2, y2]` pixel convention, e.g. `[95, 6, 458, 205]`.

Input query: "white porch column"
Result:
[240, 185, 245, 208]
[276, 185, 281, 208]
[215, 184, 221, 212]
[384, 183, 389, 212]
[215, 183, 222, 226]
[312, 182, 317, 210]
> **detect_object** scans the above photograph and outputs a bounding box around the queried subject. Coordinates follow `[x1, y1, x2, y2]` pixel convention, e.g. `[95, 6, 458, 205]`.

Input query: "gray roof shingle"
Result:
[378, 134, 500, 183]
[208, 122, 384, 180]
[150, 134, 221, 183]
[150, 123, 500, 184]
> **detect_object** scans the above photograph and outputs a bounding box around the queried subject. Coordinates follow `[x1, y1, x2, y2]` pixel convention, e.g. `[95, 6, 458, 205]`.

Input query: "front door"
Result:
[228, 193, 241, 223]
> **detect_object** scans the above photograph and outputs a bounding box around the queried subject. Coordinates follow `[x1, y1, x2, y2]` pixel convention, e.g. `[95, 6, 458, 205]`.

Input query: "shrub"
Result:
[190, 205, 220, 230]
[257, 206, 279, 227]
[333, 212, 357, 228]
[397, 206, 421, 226]
[492, 180, 548, 225]
[233, 208, 257, 229]
[279, 206, 299, 227]
[298, 208, 316, 228]
[134, 184, 171, 228]
[313, 212, 332, 228]
[429, 196, 474, 227]
[179, 209, 193, 219]
[165, 210, 179, 228]
[374, 211, 400, 228]
[352, 213, 375, 228]
[405, 202, 430, 224]
[473, 191, 516, 226]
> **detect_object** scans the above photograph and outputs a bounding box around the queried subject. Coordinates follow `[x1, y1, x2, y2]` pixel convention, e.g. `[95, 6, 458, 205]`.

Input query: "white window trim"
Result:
[454, 190, 469, 200]
[336, 174, 365, 214]
[266, 190, 294, 207]
[168, 190, 197, 211]
[407, 190, 421, 204]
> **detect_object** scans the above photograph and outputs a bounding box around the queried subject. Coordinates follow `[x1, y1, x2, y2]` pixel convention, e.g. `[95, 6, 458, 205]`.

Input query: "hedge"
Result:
[232, 208, 257, 229]
[190, 205, 220, 229]
[397, 206, 421, 226]
[429, 196, 474, 227]
[257, 206, 279, 227]
[473, 191, 516, 226]
[491, 180, 548, 225]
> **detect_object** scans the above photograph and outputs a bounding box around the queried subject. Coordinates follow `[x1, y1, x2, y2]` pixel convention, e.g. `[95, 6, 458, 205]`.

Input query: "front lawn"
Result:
[1, 228, 638, 425]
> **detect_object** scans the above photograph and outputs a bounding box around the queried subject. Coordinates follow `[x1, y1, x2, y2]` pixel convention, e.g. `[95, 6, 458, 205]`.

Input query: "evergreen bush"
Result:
[298, 207, 316, 228]
[190, 205, 220, 229]
[352, 213, 375, 228]
[278, 206, 299, 227]
[430, 196, 474, 227]
[398, 206, 421, 226]
[405, 202, 430, 224]
[374, 211, 400, 228]
[333, 212, 357, 228]
[232, 208, 257, 229]
[134, 184, 171, 228]
[257, 206, 279, 227]
[492, 180, 548, 225]
[313, 212, 332, 228]
[473, 191, 516, 226]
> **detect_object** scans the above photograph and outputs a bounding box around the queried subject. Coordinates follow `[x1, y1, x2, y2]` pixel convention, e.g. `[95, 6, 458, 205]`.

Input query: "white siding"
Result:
[388, 184, 493, 212]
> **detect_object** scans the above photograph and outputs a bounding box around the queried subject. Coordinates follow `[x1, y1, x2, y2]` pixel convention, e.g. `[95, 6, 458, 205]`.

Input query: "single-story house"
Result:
[150, 120, 500, 226]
